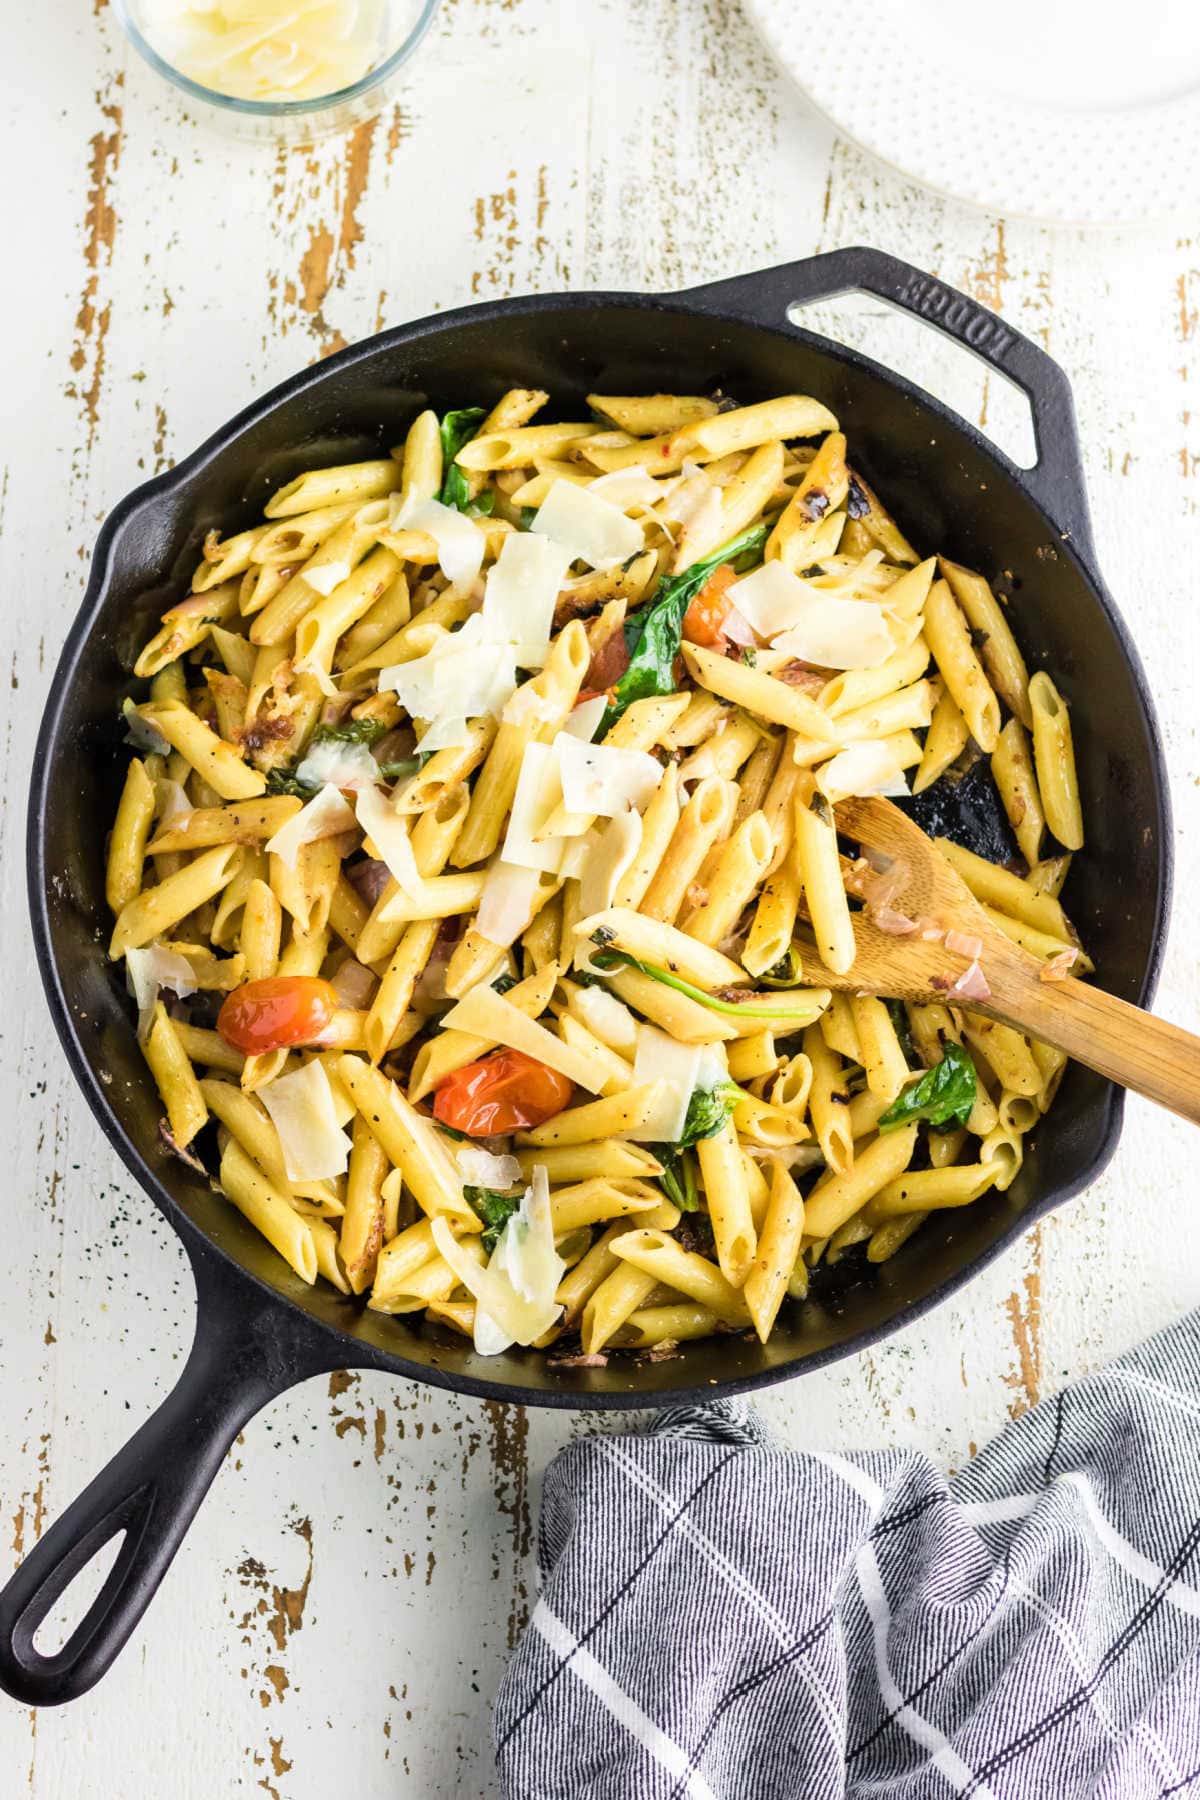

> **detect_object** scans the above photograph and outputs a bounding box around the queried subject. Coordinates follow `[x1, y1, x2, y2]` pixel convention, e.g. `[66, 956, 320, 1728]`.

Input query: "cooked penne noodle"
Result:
[139, 701, 266, 800]
[803, 1124, 919, 1240]
[696, 1121, 756, 1286]
[110, 844, 243, 958]
[935, 838, 1071, 939]
[922, 578, 1000, 751]
[912, 687, 970, 794]
[220, 1139, 317, 1284]
[105, 391, 1088, 1356]
[849, 996, 910, 1101]
[792, 776, 854, 976]
[106, 758, 157, 913]
[609, 1229, 752, 1327]
[1028, 670, 1084, 850]
[515, 1085, 670, 1147]
[611, 1304, 722, 1348]
[144, 1003, 207, 1148]
[683, 642, 837, 740]
[588, 393, 718, 435]
[939, 558, 1031, 728]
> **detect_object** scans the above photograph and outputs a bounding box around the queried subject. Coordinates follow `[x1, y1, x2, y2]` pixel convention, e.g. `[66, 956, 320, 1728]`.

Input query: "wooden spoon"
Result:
[807, 795, 1200, 1126]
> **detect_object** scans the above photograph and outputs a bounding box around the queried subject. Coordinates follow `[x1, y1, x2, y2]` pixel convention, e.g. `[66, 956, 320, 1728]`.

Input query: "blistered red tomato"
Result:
[682, 562, 738, 649]
[432, 1050, 574, 1137]
[217, 976, 339, 1055]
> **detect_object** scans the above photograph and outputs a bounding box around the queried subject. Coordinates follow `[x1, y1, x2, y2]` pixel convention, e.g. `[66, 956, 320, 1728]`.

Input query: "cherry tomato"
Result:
[433, 1050, 574, 1137]
[217, 976, 339, 1055]
[682, 563, 738, 649]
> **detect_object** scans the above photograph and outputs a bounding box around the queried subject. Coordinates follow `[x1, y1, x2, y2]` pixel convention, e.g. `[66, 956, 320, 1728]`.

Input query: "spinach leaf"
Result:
[316, 717, 389, 747]
[265, 767, 312, 798]
[677, 1082, 741, 1148]
[878, 1041, 977, 1133]
[518, 505, 538, 531]
[491, 972, 518, 996]
[601, 519, 773, 729]
[262, 717, 391, 798]
[652, 1084, 741, 1211]
[590, 947, 827, 1026]
[656, 1147, 699, 1212]
[465, 1185, 523, 1253]
[438, 407, 488, 514]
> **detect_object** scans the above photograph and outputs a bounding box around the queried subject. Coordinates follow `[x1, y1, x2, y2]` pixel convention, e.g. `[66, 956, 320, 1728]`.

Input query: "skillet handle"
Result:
[677, 246, 1097, 570]
[0, 1240, 345, 1706]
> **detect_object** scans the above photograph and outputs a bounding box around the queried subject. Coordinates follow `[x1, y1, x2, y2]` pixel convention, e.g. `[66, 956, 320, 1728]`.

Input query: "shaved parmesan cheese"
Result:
[259, 1061, 351, 1182]
[671, 465, 721, 531]
[123, 698, 171, 756]
[726, 562, 808, 636]
[303, 560, 351, 597]
[501, 743, 567, 874]
[563, 695, 608, 742]
[265, 784, 356, 868]
[392, 496, 485, 588]
[482, 532, 570, 661]
[677, 486, 723, 550]
[816, 742, 911, 803]
[476, 859, 543, 946]
[354, 784, 422, 895]
[732, 562, 895, 668]
[294, 735, 382, 792]
[627, 1026, 706, 1143]
[415, 714, 474, 752]
[431, 1165, 563, 1354]
[532, 479, 643, 569]
[157, 778, 192, 822]
[571, 984, 639, 1055]
[578, 811, 642, 916]
[556, 839, 589, 883]
[380, 613, 517, 727]
[493, 1167, 562, 1305]
[126, 943, 197, 1037]
[456, 1145, 523, 1189]
[772, 599, 894, 671]
[695, 1041, 730, 1091]
[587, 467, 667, 508]
[503, 685, 563, 729]
[554, 734, 661, 817]
[440, 986, 608, 1093]
[721, 605, 757, 648]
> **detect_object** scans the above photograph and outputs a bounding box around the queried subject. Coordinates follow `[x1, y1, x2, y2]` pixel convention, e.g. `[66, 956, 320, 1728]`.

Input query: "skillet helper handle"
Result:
[985, 947, 1200, 1127]
[679, 246, 1096, 570]
[0, 1244, 341, 1707]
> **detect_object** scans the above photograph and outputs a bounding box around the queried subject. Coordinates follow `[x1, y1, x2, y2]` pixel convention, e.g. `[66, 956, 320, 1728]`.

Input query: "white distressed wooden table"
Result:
[2, 3, 1198, 1794]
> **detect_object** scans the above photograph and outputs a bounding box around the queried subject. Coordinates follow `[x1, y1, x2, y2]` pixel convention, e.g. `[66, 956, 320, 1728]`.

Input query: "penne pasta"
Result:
[104, 391, 1088, 1357]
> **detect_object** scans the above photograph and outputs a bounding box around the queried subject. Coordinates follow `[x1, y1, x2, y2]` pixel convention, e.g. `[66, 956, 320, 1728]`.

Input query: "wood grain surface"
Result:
[2, 2, 1199, 1794]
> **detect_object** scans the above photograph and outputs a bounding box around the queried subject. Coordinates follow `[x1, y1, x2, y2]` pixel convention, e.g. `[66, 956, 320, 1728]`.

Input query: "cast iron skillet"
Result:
[0, 247, 1171, 1707]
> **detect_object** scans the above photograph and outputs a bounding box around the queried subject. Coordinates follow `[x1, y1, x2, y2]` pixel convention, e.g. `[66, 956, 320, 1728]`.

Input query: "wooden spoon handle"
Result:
[987, 968, 1200, 1126]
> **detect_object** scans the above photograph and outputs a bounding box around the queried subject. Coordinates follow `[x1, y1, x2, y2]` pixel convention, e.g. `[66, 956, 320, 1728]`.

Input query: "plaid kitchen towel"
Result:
[493, 1312, 1200, 1798]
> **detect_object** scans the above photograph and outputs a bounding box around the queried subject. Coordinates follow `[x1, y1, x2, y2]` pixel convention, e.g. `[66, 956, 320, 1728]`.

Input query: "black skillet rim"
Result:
[25, 284, 1174, 1412]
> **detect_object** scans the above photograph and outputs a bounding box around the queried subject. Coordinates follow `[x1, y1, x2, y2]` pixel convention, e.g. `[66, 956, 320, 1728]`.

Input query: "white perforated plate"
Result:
[743, 0, 1200, 225]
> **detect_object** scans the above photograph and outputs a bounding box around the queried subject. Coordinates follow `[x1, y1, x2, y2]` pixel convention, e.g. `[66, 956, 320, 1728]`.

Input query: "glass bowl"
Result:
[113, 0, 441, 142]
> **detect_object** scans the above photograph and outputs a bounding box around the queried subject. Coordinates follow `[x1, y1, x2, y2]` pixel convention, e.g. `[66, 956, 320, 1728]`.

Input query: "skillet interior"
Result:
[33, 294, 1167, 1404]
